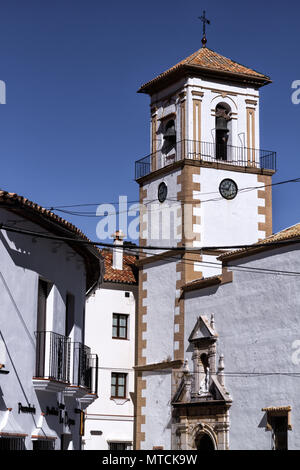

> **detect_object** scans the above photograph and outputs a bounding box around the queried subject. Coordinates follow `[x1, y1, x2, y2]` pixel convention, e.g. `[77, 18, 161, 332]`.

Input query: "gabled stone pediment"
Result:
[188, 315, 217, 343]
[210, 376, 232, 403]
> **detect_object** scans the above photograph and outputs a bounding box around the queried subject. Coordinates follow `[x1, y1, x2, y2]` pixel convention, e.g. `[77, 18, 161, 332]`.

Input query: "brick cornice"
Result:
[134, 360, 184, 372]
[136, 159, 275, 185]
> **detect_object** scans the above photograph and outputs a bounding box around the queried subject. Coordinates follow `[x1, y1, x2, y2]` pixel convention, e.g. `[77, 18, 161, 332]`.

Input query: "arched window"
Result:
[195, 432, 215, 451]
[163, 119, 176, 149]
[215, 103, 231, 161]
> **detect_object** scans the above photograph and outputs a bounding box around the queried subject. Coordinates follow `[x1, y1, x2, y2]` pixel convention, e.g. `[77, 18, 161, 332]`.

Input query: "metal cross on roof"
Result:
[198, 10, 210, 47]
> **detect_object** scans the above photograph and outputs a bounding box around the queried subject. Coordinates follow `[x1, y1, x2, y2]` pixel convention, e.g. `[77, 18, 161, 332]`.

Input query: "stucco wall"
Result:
[198, 167, 266, 246]
[142, 259, 178, 364]
[137, 258, 178, 450]
[141, 169, 182, 248]
[184, 244, 300, 450]
[140, 370, 172, 450]
[83, 284, 136, 450]
[150, 75, 260, 159]
[0, 208, 88, 450]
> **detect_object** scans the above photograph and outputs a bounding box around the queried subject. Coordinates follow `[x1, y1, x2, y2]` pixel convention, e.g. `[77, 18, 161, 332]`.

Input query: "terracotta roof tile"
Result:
[0, 191, 97, 246]
[138, 46, 271, 94]
[102, 250, 138, 285]
[0, 190, 103, 292]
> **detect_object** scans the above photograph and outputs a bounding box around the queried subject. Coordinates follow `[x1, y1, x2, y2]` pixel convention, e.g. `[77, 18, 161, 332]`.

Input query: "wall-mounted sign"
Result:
[18, 402, 36, 414]
[46, 406, 59, 416]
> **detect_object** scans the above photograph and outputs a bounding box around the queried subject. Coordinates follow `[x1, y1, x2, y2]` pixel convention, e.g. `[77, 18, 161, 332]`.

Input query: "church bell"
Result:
[216, 116, 229, 132]
[164, 122, 176, 141]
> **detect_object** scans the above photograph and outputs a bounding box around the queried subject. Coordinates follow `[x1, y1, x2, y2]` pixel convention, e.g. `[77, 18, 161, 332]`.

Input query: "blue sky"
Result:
[0, 0, 299, 243]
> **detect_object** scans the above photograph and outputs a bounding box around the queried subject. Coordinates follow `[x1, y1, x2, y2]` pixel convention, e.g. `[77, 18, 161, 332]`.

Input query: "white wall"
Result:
[138, 258, 179, 450]
[141, 169, 182, 249]
[151, 75, 260, 158]
[197, 167, 265, 247]
[185, 244, 300, 450]
[140, 370, 172, 450]
[0, 208, 88, 450]
[142, 259, 178, 364]
[83, 284, 136, 450]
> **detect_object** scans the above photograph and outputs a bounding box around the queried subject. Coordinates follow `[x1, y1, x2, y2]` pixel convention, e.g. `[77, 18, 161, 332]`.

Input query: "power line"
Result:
[175, 371, 300, 377]
[45, 176, 300, 216]
[1, 222, 299, 252]
[135, 249, 300, 277]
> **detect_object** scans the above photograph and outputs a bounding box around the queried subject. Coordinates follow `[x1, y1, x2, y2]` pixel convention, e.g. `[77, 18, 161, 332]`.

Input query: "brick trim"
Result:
[136, 159, 275, 185]
[257, 174, 272, 239]
[134, 270, 148, 449]
[139, 186, 148, 249]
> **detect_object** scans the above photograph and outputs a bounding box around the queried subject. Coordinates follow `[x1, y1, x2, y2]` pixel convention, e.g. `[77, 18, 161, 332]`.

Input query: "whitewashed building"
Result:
[83, 233, 138, 450]
[132, 36, 290, 450]
[180, 225, 300, 450]
[0, 190, 103, 450]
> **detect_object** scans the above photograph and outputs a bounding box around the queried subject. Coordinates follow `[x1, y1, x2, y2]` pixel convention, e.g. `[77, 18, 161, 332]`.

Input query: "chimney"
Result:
[112, 230, 125, 270]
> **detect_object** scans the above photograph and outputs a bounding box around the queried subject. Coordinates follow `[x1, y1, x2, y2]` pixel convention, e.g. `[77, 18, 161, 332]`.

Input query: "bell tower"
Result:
[135, 37, 276, 278]
[134, 34, 276, 450]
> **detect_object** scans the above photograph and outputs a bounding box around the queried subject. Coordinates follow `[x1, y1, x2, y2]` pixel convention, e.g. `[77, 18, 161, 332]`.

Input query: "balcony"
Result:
[65, 342, 98, 400]
[33, 331, 70, 392]
[33, 331, 98, 397]
[135, 139, 277, 180]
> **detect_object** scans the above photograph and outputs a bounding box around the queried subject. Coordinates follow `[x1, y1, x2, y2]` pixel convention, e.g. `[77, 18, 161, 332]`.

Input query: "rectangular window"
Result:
[32, 439, 55, 450]
[37, 279, 51, 333]
[65, 293, 75, 338]
[112, 314, 128, 339]
[109, 442, 132, 450]
[111, 372, 127, 398]
[262, 406, 291, 451]
[36, 279, 52, 378]
[0, 437, 26, 450]
[272, 415, 288, 450]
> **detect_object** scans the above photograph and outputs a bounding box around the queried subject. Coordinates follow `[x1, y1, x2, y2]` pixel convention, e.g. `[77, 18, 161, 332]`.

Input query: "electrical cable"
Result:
[44, 177, 300, 217]
[2, 223, 300, 278]
[134, 249, 300, 277]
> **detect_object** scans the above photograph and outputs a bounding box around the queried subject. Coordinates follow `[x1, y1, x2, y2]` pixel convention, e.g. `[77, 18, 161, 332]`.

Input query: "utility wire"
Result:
[45, 177, 300, 216]
[176, 371, 300, 377]
[1, 222, 300, 255]
[134, 249, 300, 277]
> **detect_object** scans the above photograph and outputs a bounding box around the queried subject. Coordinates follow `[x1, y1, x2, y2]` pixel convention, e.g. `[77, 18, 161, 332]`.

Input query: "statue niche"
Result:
[171, 314, 232, 450]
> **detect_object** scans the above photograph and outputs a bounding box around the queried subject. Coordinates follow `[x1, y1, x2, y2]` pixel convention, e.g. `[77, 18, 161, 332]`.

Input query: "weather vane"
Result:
[198, 10, 210, 47]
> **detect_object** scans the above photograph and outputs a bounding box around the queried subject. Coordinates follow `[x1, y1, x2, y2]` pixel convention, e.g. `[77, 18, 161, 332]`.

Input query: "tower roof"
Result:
[138, 46, 271, 95]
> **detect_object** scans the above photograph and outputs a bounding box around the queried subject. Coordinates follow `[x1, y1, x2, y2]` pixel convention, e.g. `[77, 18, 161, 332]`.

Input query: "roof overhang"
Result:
[0, 192, 103, 294]
[138, 64, 271, 96]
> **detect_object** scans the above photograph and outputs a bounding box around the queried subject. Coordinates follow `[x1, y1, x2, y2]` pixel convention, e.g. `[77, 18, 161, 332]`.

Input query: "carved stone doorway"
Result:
[195, 432, 215, 450]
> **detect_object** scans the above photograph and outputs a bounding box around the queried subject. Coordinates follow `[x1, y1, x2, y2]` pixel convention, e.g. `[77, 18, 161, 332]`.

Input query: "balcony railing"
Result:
[72, 342, 98, 395]
[34, 332, 98, 394]
[135, 139, 277, 180]
[35, 331, 71, 383]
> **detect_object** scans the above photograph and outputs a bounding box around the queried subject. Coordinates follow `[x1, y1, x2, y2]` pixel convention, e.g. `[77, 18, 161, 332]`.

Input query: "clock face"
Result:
[158, 182, 168, 203]
[219, 178, 238, 200]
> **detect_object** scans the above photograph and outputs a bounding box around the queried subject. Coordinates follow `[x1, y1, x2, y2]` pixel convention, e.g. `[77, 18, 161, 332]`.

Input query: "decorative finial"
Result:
[210, 313, 215, 330]
[198, 10, 210, 47]
[218, 354, 225, 387]
[183, 359, 190, 373]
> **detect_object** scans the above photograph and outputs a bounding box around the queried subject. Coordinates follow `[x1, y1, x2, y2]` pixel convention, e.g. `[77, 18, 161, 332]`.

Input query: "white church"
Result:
[133, 30, 300, 451]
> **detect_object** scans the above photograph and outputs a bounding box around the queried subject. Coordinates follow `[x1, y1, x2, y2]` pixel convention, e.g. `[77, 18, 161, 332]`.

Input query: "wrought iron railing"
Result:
[135, 139, 277, 180]
[35, 331, 71, 383]
[35, 332, 98, 393]
[72, 342, 98, 394]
